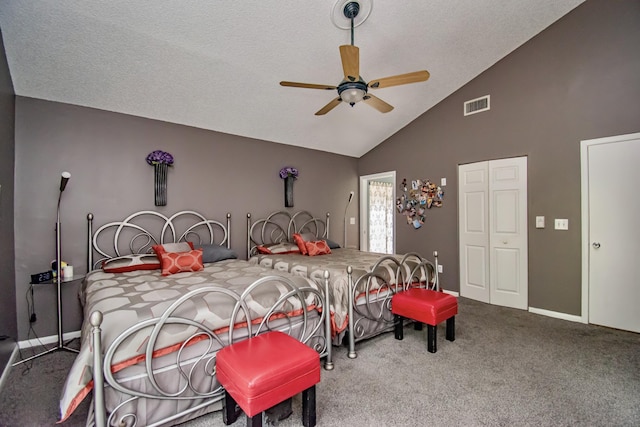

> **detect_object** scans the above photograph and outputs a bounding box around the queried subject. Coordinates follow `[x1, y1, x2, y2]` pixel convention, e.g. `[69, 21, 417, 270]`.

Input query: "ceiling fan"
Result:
[280, 1, 430, 116]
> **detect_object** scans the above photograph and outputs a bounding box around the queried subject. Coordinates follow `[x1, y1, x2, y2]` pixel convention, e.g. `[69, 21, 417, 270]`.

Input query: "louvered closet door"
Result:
[459, 157, 528, 309]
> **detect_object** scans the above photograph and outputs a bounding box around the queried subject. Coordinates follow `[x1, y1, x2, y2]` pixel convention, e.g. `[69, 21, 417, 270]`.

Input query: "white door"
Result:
[459, 162, 490, 303]
[584, 133, 640, 332]
[459, 157, 528, 309]
[489, 157, 528, 310]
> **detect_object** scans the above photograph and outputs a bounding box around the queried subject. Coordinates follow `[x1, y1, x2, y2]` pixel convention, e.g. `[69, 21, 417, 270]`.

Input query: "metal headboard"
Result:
[87, 210, 231, 271]
[246, 211, 330, 258]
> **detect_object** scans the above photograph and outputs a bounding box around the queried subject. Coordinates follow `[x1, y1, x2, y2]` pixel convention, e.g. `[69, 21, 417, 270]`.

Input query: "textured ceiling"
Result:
[0, 0, 584, 157]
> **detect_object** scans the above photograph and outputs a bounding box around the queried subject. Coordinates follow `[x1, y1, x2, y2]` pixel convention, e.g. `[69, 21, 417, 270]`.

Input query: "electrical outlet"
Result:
[535, 216, 545, 228]
[437, 265, 443, 273]
[30, 313, 37, 323]
[440, 177, 446, 186]
[349, 217, 355, 225]
[554, 219, 569, 230]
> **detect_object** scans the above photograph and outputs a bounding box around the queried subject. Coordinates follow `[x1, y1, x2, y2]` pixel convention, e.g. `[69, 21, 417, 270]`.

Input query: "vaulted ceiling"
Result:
[0, 1, 584, 157]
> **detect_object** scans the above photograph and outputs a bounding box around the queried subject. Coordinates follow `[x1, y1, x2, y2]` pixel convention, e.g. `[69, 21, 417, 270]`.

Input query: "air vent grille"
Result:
[464, 95, 490, 116]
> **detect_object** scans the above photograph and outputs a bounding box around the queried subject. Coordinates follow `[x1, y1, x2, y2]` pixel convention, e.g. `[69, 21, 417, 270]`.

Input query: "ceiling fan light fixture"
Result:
[338, 81, 367, 106]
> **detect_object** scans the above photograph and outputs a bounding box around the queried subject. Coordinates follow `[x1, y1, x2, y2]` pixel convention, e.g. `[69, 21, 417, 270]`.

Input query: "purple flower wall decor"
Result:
[146, 150, 174, 166]
[279, 166, 298, 207]
[279, 166, 298, 179]
[147, 150, 174, 206]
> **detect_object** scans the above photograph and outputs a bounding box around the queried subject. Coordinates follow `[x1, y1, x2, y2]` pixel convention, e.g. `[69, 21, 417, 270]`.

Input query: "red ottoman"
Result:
[391, 288, 458, 353]
[216, 331, 321, 427]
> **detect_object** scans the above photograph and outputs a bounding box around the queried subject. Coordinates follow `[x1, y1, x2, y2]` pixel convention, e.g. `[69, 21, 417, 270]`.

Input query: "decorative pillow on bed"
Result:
[292, 233, 309, 255]
[102, 254, 161, 273]
[305, 240, 332, 256]
[297, 232, 340, 250]
[193, 244, 237, 263]
[256, 242, 300, 255]
[152, 242, 195, 255]
[159, 249, 204, 275]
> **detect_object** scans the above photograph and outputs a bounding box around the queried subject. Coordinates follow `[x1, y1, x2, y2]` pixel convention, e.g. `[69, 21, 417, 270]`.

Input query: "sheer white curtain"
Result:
[368, 181, 393, 254]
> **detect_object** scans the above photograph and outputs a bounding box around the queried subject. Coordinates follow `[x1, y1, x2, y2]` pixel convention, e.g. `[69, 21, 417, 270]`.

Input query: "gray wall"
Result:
[14, 98, 358, 340]
[0, 28, 16, 373]
[358, 1, 640, 315]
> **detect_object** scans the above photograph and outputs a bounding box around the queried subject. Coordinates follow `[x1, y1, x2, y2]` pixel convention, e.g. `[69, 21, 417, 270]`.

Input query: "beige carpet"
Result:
[1, 297, 639, 426]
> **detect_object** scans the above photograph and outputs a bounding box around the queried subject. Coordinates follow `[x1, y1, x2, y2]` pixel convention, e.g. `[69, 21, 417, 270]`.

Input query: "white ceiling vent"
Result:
[464, 95, 490, 116]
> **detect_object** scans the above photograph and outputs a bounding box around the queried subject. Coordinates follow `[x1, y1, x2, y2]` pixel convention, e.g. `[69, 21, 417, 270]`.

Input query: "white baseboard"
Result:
[17, 330, 81, 349]
[442, 289, 460, 297]
[528, 307, 585, 323]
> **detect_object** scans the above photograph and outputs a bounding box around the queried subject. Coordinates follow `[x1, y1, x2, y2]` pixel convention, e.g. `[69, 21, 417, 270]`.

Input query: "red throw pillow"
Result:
[159, 249, 203, 276]
[292, 233, 308, 255]
[305, 240, 331, 256]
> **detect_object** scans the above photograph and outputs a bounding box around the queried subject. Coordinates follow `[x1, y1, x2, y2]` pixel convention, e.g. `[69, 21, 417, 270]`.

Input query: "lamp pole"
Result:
[13, 172, 78, 367]
[343, 191, 354, 248]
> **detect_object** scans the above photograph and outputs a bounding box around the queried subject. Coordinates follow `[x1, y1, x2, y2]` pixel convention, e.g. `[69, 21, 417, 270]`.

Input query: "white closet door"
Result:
[459, 162, 490, 303]
[489, 157, 528, 310]
[459, 157, 528, 309]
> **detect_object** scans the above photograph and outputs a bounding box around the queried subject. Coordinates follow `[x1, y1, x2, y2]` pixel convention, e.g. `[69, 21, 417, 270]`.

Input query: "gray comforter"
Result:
[59, 259, 320, 422]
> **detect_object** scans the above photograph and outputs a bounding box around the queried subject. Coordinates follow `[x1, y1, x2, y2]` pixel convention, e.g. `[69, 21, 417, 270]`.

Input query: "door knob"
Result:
[592, 242, 601, 249]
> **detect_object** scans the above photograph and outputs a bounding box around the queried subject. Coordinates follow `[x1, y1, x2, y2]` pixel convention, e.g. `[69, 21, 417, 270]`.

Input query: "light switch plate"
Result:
[440, 177, 446, 186]
[554, 219, 569, 230]
[349, 217, 355, 225]
[535, 216, 545, 228]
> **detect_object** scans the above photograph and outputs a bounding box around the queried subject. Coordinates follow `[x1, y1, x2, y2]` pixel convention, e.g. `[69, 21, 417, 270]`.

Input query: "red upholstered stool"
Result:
[216, 331, 321, 427]
[391, 288, 458, 353]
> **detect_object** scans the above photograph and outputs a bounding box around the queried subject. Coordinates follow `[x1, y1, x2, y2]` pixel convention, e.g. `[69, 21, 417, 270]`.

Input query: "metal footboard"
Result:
[346, 251, 439, 359]
[88, 274, 332, 427]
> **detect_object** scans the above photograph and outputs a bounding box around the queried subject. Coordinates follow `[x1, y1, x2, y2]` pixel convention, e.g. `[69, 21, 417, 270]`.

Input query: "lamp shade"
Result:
[60, 171, 71, 192]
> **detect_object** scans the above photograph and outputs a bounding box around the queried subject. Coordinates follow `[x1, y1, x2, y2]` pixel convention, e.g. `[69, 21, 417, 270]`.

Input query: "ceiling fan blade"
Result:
[315, 97, 342, 116]
[368, 70, 430, 89]
[363, 94, 394, 113]
[280, 81, 337, 90]
[339, 45, 360, 82]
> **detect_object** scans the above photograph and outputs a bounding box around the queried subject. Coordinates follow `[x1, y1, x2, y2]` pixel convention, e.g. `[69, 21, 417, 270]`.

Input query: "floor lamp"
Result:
[13, 172, 78, 366]
[343, 191, 354, 248]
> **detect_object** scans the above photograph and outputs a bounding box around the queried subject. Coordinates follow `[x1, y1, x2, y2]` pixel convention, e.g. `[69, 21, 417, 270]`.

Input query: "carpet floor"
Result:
[1, 297, 638, 426]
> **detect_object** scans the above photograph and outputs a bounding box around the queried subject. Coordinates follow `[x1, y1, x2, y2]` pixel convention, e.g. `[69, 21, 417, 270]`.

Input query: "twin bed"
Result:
[61, 209, 438, 426]
[246, 210, 439, 358]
